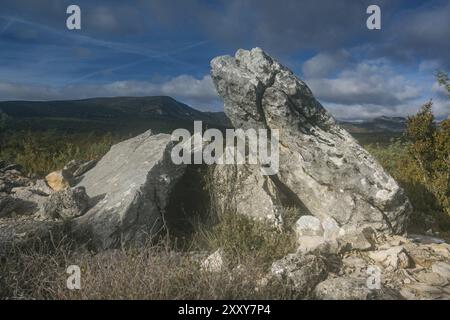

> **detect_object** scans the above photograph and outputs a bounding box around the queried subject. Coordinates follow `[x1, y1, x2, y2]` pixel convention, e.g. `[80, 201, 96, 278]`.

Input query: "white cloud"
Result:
[306, 59, 422, 105]
[302, 50, 350, 78]
[300, 54, 446, 120]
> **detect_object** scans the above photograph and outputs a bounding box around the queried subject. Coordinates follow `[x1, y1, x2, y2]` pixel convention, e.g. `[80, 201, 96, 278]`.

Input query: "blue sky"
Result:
[0, 0, 449, 120]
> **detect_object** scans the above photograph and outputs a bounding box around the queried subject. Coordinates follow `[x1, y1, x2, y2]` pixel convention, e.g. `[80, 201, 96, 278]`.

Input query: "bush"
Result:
[0, 131, 115, 176]
[366, 102, 450, 233]
[405, 102, 450, 217]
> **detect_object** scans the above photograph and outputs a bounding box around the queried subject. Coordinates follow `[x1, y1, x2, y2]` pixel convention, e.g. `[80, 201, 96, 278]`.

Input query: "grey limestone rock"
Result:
[211, 47, 411, 235]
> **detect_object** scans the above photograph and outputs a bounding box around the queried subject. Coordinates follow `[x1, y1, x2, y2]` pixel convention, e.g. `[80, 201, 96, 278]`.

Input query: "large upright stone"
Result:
[211, 48, 411, 234]
[72, 130, 186, 249]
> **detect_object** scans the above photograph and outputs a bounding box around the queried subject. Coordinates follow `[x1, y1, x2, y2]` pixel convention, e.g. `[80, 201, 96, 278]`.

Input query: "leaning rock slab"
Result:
[211, 48, 411, 234]
[72, 130, 186, 249]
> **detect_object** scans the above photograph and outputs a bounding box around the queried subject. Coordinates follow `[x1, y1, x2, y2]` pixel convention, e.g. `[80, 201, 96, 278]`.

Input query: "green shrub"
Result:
[190, 212, 297, 268]
[0, 131, 115, 176]
[366, 110, 450, 232]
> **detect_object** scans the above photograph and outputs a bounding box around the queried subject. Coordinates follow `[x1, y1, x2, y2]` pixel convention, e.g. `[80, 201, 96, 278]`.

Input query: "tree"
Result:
[405, 72, 450, 216]
[406, 102, 436, 175]
[437, 70, 450, 99]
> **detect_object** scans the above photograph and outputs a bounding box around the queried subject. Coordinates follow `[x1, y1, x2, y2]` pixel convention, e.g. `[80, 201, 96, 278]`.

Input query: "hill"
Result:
[0, 96, 231, 135]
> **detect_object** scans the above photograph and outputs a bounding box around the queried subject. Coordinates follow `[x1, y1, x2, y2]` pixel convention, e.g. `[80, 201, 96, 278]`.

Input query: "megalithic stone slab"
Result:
[211, 48, 411, 234]
[72, 130, 186, 249]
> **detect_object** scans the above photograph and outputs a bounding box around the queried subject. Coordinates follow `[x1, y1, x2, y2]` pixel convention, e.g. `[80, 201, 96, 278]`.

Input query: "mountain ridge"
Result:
[0, 95, 408, 135]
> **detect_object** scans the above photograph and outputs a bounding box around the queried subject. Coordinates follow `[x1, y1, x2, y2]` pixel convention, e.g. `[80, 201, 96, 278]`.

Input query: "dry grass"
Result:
[0, 212, 298, 300]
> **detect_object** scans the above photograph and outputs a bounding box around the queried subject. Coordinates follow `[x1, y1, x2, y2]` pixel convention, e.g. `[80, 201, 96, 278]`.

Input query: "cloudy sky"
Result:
[0, 0, 449, 120]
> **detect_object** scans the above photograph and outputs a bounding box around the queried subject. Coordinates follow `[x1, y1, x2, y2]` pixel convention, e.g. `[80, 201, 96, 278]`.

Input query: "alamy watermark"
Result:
[66, 4, 380, 31]
[366, 265, 382, 290]
[366, 5, 381, 30]
[66, 5, 81, 30]
[66, 265, 81, 290]
[170, 121, 280, 175]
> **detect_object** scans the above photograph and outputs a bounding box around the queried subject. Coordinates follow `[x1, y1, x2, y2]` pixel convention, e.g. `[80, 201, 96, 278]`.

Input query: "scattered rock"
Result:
[404, 243, 442, 268]
[296, 236, 326, 254]
[401, 283, 449, 300]
[270, 253, 328, 296]
[428, 243, 450, 259]
[314, 276, 398, 300]
[431, 262, 450, 280]
[295, 215, 323, 237]
[0, 163, 33, 193]
[201, 249, 225, 273]
[45, 170, 70, 191]
[368, 246, 413, 270]
[41, 187, 90, 220]
[415, 272, 448, 287]
[322, 216, 343, 241]
[33, 179, 54, 195]
[73, 160, 97, 177]
[339, 229, 375, 252]
[1, 188, 48, 219]
[10, 187, 48, 215]
[0, 195, 17, 218]
[341, 255, 369, 276]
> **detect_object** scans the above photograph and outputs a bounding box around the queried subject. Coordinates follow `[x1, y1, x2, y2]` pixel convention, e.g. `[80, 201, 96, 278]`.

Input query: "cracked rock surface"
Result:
[72, 130, 186, 250]
[211, 47, 411, 234]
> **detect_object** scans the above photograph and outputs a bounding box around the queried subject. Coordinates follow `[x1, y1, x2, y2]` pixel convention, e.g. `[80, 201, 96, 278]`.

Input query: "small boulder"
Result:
[415, 271, 449, 287]
[41, 187, 89, 220]
[295, 215, 323, 237]
[45, 170, 71, 191]
[322, 216, 344, 241]
[401, 283, 448, 300]
[314, 276, 398, 300]
[368, 246, 413, 270]
[33, 179, 54, 195]
[431, 262, 450, 280]
[270, 253, 328, 295]
[296, 236, 326, 254]
[0, 195, 17, 218]
[339, 228, 375, 252]
[201, 249, 225, 273]
[0, 187, 48, 217]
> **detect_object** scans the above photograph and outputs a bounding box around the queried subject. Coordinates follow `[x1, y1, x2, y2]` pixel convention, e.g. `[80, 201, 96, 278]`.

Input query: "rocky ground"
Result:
[264, 215, 450, 299]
